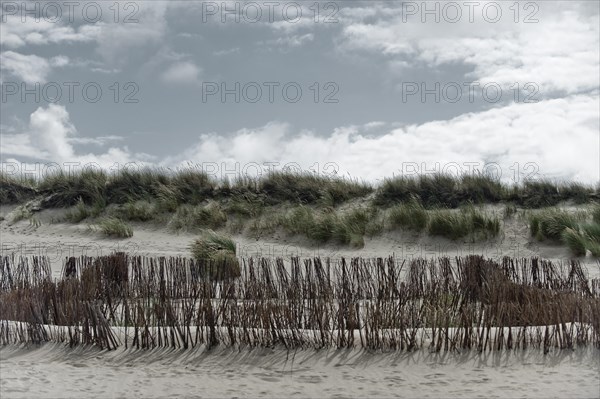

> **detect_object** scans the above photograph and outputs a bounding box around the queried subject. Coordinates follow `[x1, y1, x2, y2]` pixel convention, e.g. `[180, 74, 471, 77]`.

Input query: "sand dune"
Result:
[1, 205, 599, 398]
[1, 204, 599, 279]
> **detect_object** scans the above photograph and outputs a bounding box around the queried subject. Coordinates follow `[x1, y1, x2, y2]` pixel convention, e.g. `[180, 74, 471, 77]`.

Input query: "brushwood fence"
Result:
[1, 254, 599, 352]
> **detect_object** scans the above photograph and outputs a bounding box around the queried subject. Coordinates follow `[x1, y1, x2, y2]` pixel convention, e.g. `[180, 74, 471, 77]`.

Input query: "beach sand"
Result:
[1, 205, 599, 398]
[1, 344, 599, 398]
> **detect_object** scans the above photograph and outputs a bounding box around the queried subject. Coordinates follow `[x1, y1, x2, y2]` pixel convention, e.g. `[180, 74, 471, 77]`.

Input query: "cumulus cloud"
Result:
[338, 2, 600, 95]
[29, 104, 76, 159]
[3, 95, 597, 184]
[0, 105, 147, 168]
[162, 94, 599, 184]
[0, 2, 169, 66]
[0, 51, 69, 83]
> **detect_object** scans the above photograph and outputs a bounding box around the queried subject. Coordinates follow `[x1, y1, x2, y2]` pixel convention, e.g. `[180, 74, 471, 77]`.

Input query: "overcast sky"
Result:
[1, 1, 598, 184]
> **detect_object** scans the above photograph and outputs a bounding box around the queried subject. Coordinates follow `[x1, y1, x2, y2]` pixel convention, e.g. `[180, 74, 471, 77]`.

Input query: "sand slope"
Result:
[1, 204, 599, 279]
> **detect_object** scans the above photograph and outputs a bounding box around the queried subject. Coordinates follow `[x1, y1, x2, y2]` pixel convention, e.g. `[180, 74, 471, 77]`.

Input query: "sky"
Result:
[0, 0, 599, 184]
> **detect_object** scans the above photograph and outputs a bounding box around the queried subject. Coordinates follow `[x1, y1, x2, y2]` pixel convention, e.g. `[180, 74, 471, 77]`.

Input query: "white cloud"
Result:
[0, 105, 147, 169]
[161, 61, 202, 85]
[0, 2, 169, 66]
[3, 96, 597, 184]
[0, 15, 100, 48]
[338, 3, 600, 95]
[0, 51, 69, 83]
[93, 2, 169, 64]
[29, 104, 76, 159]
[163, 94, 600, 184]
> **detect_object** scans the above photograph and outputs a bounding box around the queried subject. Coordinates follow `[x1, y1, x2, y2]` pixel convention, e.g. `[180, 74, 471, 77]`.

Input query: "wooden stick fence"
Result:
[1, 254, 598, 352]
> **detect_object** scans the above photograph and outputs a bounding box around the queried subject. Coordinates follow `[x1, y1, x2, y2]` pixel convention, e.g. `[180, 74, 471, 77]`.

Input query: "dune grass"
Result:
[388, 200, 428, 232]
[375, 174, 505, 208]
[189, 231, 240, 280]
[0, 173, 37, 204]
[64, 198, 105, 223]
[97, 217, 133, 238]
[3, 167, 598, 249]
[252, 171, 373, 206]
[3, 168, 596, 210]
[116, 201, 156, 222]
[374, 174, 596, 209]
[529, 207, 600, 256]
[168, 203, 227, 231]
[592, 205, 600, 224]
[38, 169, 108, 207]
[529, 208, 585, 241]
[277, 206, 380, 248]
[562, 228, 587, 256]
[427, 207, 500, 240]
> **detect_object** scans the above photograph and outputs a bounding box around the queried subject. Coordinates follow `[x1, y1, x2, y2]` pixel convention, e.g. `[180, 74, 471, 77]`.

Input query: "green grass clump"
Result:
[282, 206, 316, 235]
[428, 208, 500, 240]
[338, 207, 377, 247]
[562, 228, 587, 256]
[341, 207, 371, 236]
[0, 173, 37, 204]
[105, 168, 170, 204]
[170, 168, 216, 204]
[458, 174, 505, 204]
[254, 172, 372, 206]
[154, 183, 180, 213]
[560, 182, 593, 204]
[581, 223, 600, 242]
[169, 203, 227, 231]
[428, 211, 470, 240]
[117, 201, 156, 222]
[279, 206, 373, 247]
[98, 218, 133, 238]
[375, 173, 504, 208]
[592, 205, 600, 224]
[224, 194, 265, 218]
[190, 231, 240, 280]
[529, 209, 583, 240]
[375, 174, 595, 209]
[579, 222, 600, 257]
[307, 211, 337, 242]
[64, 198, 105, 222]
[510, 180, 595, 208]
[513, 180, 562, 208]
[39, 169, 107, 207]
[388, 200, 428, 231]
[529, 208, 600, 256]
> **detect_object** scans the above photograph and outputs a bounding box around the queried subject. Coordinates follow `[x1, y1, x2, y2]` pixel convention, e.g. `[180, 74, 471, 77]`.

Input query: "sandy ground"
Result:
[1, 204, 600, 398]
[1, 344, 599, 399]
[1, 204, 599, 279]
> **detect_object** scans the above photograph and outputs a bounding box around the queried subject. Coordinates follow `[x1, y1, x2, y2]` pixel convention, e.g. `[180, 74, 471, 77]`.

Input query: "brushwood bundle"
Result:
[0, 254, 598, 352]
